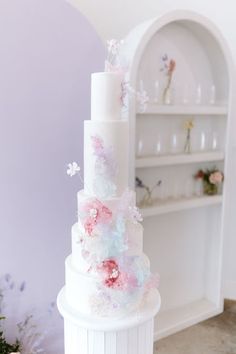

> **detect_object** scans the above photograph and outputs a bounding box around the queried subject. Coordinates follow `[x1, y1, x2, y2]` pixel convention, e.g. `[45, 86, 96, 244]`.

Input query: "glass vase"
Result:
[203, 181, 218, 196]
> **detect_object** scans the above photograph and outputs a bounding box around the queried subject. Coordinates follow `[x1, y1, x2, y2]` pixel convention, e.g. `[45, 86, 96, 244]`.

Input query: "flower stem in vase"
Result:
[160, 56, 176, 105]
[183, 119, 194, 154]
[136, 177, 162, 207]
[162, 77, 172, 105]
[184, 129, 191, 154]
[203, 181, 218, 195]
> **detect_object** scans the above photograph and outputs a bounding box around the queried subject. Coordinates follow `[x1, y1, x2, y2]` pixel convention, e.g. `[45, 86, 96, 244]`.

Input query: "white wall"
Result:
[68, 0, 236, 299]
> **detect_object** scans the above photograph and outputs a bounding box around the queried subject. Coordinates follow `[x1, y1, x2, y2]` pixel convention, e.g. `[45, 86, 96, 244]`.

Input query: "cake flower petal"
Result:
[97, 259, 121, 288]
[79, 198, 113, 236]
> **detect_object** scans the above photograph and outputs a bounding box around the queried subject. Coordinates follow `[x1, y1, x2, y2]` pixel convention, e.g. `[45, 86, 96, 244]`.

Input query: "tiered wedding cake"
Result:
[58, 71, 160, 354]
[66, 71, 157, 316]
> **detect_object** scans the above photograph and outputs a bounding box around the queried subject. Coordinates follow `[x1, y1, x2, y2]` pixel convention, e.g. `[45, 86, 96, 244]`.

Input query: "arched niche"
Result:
[122, 10, 234, 340]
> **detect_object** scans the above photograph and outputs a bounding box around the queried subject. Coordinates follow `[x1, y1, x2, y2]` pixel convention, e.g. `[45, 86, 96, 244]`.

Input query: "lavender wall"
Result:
[0, 0, 104, 351]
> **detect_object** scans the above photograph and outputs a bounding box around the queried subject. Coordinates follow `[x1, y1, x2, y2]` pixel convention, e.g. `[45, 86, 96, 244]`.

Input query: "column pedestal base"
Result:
[57, 287, 161, 354]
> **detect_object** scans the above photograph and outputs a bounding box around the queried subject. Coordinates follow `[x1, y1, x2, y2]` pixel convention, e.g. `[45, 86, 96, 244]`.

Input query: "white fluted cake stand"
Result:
[57, 287, 161, 354]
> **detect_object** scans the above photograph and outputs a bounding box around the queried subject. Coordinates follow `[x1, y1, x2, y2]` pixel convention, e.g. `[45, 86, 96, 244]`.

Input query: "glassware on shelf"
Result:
[169, 132, 183, 154]
[172, 180, 182, 199]
[195, 178, 203, 197]
[136, 137, 145, 157]
[153, 80, 160, 103]
[209, 84, 216, 105]
[195, 84, 202, 105]
[154, 134, 166, 155]
[210, 131, 220, 151]
[136, 177, 162, 207]
[184, 178, 194, 198]
[182, 83, 190, 105]
[194, 130, 209, 152]
[163, 86, 174, 105]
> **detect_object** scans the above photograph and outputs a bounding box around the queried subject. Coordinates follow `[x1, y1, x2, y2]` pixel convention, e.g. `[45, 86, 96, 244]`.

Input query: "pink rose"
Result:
[209, 171, 223, 185]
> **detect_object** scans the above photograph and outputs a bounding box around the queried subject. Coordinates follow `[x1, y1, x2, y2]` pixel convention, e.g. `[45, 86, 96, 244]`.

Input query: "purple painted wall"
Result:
[0, 0, 104, 351]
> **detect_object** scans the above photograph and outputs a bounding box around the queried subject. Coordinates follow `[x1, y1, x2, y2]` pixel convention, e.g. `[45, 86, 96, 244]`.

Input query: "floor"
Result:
[155, 300, 236, 354]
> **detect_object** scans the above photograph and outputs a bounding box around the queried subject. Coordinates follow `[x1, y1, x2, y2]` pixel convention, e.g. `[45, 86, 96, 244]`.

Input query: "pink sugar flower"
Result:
[83, 199, 112, 236]
[118, 271, 138, 291]
[97, 259, 121, 288]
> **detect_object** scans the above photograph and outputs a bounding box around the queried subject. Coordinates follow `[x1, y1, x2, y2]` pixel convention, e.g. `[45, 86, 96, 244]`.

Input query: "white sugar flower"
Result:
[107, 39, 124, 56]
[129, 206, 143, 224]
[89, 208, 98, 219]
[67, 162, 80, 177]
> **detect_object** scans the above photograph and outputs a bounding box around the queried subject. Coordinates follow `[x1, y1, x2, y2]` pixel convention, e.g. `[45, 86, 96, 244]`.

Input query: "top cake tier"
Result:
[91, 72, 122, 121]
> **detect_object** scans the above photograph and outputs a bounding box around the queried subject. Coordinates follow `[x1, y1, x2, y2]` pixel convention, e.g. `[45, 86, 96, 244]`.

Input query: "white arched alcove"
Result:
[122, 10, 234, 340]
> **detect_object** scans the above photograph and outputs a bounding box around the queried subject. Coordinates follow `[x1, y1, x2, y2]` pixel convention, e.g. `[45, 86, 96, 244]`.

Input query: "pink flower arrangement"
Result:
[209, 171, 224, 185]
[82, 199, 112, 236]
[194, 167, 224, 195]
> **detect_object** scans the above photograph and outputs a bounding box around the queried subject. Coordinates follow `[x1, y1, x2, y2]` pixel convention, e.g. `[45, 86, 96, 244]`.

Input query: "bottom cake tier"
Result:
[65, 254, 154, 318]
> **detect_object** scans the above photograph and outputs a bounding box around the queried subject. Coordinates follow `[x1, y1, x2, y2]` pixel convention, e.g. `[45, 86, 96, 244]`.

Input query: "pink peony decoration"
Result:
[209, 171, 223, 185]
[83, 199, 112, 236]
[97, 259, 121, 288]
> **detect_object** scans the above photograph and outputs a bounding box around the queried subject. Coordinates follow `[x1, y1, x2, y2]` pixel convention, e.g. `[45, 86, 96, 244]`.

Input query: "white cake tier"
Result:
[71, 222, 143, 274]
[91, 72, 122, 122]
[65, 254, 151, 318]
[84, 120, 128, 198]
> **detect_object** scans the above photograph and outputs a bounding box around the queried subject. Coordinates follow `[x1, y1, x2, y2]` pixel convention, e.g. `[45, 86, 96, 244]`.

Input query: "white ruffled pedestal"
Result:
[57, 287, 161, 354]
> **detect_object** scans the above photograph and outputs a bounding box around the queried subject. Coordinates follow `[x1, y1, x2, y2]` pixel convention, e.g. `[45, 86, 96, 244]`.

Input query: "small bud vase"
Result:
[203, 181, 218, 196]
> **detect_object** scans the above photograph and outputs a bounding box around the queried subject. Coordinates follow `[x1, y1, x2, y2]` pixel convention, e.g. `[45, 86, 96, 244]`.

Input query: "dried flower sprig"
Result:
[136, 177, 162, 207]
[183, 119, 194, 154]
[160, 54, 176, 104]
[184, 119, 194, 130]
[0, 274, 58, 354]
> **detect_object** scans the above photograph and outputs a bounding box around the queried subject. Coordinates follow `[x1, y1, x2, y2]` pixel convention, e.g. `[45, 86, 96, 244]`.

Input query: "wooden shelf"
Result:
[154, 298, 222, 340]
[140, 195, 223, 217]
[137, 104, 228, 116]
[136, 151, 224, 168]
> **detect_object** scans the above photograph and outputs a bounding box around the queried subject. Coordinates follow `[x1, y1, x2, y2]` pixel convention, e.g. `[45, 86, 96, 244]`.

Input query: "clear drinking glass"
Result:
[195, 84, 202, 105]
[209, 84, 216, 105]
[136, 138, 144, 157]
[184, 178, 194, 198]
[182, 83, 190, 105]
[153, 80, 160, 103]
[169, 132, 182, 154]
[195, 179, 203, 197]
[155, 134, 165, 155]
[195, 130, 208, 152]
[210, 131, 220, 151]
